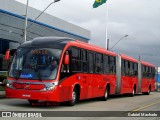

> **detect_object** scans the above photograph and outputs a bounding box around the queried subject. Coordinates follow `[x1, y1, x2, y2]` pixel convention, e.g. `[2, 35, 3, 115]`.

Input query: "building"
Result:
[0, 0, 90, 71]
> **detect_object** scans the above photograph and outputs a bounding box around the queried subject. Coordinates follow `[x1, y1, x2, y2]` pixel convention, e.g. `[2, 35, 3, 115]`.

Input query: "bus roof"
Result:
[141, 60, 155, 67]
[20, 37, 116, 56]
[20, 37, 74, 49]
[67, 40, 117, 56]
[120, 54, 138, 63]
[20, 37, 155, 67]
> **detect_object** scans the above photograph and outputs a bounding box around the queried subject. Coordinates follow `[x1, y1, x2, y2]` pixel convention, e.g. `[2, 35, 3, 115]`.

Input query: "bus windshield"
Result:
[9, 47, 62, 80]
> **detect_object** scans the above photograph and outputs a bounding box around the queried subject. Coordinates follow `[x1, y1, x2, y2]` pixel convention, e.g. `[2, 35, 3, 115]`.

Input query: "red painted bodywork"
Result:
[141, 61, 155, 92]
[120, 54, 138, 63]
[6, 40, 117, 102]
[120, 54, 139, 94]
[6, 40, 155, 102]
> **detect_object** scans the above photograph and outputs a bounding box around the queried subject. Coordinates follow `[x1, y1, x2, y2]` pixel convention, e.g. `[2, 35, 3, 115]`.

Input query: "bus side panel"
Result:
[133, 77, 138, 93]
[89, 74, 116, 97]
[79, 73, 92, 99]
[105, 74, 116, 95]
[130, 77, 138, 93]
[58, 75, 77, 102]
[58, 73, 117, 101]
[121, 76, 138, 94]
[91, 74, 98, 98]
[150, 78, 156, 91]
[141, 78, 148, 92]
[121, 76, 128, 94]
[92, 74, 103, 97]
[58, 85, 71, 102]
[59, 73, 93, 101]
[94, 74, 116, 97]
[141, 78, 155, 93]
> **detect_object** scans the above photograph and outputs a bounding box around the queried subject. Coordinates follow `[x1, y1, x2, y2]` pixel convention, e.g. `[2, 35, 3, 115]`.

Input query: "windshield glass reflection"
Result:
[9, 48, 62, 80]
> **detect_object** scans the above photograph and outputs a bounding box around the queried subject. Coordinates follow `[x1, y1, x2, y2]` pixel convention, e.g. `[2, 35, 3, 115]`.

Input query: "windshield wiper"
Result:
[34, 61, 42, 81]
[15, 70, 21, 80]
[37, 70, 42, 81]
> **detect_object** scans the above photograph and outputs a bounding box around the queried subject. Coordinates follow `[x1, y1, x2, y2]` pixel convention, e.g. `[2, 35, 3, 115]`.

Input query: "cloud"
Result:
[15, 0, 160, 66]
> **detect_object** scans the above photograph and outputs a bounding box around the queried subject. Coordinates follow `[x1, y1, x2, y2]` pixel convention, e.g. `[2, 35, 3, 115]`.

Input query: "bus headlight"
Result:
[44, 82, 58, 91]
[6, 80, 13, 88]
[46, 85, 55, 90]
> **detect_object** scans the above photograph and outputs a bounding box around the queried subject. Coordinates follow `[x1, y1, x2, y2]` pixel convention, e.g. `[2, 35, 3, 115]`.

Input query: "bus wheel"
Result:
[101, 87, 108, 101]
[143, 87, 151, 95]
[130, 88, 135, 97]
[68, 88, 77, 106]
[28, 100, 38, 105]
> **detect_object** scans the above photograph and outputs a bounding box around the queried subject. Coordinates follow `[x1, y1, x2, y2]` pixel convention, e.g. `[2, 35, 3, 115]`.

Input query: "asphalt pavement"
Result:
[0, 92, 160, 120]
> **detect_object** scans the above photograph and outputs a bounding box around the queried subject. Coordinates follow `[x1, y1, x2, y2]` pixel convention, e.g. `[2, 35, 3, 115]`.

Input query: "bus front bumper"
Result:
[6, 87, 59, 102]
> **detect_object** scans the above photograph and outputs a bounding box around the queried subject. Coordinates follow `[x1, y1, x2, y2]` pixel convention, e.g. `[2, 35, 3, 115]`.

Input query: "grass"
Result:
[0, 86, 5, 91]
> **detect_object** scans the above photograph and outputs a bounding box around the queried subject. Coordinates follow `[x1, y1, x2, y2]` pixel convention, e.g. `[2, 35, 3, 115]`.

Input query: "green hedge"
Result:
[0, 86, 5, 91]
[0, 72, 7, 83]
[0, 75, 7, 83]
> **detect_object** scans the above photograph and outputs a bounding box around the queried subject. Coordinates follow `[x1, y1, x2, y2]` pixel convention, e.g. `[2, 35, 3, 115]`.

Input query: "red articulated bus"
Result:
[5, 37, 155, 106]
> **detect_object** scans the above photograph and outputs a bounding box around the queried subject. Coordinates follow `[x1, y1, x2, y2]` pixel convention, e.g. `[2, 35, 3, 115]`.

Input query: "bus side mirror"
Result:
[5, 50, 10, 60]
[64, 53, 69, 65]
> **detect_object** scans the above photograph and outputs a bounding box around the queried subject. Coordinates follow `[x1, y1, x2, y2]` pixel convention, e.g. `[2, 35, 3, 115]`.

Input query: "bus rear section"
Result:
[116, 54, 155, 96]
[139, 61, 155, 94]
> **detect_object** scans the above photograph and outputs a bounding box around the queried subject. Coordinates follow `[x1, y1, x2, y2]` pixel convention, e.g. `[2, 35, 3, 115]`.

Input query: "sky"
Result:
[15, 0, 160, 66]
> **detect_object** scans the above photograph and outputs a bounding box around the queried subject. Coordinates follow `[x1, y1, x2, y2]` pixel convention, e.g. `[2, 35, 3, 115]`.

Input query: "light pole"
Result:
[107, 38, 109, 50]
[24, 0, 29, 42]
[109, 35, 128, 50]
[24, 0, 60, 42]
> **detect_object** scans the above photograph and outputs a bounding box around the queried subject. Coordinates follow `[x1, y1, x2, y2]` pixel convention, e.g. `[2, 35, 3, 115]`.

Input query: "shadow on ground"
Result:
[3, 93, 146, 109]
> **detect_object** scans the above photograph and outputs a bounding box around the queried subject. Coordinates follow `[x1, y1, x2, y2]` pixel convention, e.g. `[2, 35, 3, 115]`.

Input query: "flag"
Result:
[54, 0, 60, 2]
[93, 0, 107, 8]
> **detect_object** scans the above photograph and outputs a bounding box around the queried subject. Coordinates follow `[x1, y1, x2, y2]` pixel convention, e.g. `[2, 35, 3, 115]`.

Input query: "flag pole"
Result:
[105, 1, 108, 50]
[93, 0, 108, 48]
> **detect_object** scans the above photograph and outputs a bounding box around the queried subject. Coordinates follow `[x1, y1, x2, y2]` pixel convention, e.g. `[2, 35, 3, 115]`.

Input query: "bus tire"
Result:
[28, 100, 38, 105]
[68, 87, 78, 106]
[130, 87, 135, 97]
[143, 86, 151, 95]
[101, 87, 109, 101]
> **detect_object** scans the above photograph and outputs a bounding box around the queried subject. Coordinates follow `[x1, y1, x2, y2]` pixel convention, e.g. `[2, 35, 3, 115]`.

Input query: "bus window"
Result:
[151, 67, 155, 78]
[82, 50, 88, 73]
[133, 63, 138, 76]
[104, 55, 110, 74]
[95, 53, 103, 73]
[109, 56, 116, 74]
[124, 60, 129, 75]
[71, 47, 82, 72]
[88, 53, 94, 73]
[129, 62, 134, 76]
[121, 59, 125, 76]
